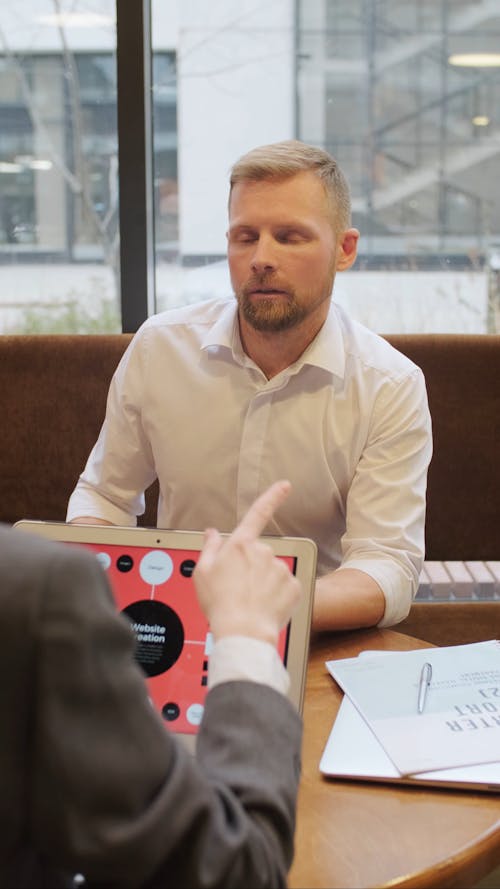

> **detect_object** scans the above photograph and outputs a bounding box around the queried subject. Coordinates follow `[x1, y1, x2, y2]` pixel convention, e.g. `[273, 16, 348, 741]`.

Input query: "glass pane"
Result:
[295, 0, 500, 331]
[152, 0, 294, 313]
[0, 0, 119, 333]
[151, 0, 499, 332]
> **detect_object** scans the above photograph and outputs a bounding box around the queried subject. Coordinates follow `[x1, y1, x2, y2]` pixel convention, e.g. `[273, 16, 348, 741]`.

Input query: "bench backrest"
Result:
[2, 333, 499, 559]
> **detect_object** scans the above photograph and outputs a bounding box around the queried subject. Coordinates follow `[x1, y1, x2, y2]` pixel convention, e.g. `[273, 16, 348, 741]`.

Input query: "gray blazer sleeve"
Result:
[0, 527, 302, 889]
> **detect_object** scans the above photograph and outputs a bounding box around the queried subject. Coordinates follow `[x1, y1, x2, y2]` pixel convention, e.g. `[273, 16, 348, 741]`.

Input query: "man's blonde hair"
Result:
[229, 139, 351, 232]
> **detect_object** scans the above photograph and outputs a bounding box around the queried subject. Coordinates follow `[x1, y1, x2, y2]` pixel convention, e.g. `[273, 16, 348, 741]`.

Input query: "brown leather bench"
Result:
[2, 332, 499, 643]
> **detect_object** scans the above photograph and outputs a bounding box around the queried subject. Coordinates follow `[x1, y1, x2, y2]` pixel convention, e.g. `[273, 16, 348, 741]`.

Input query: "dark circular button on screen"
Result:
[180, 559, 196, 577]
[162, 702, 180, 721]
[117, 554, 134, 572]
[122, 600, 184, 677]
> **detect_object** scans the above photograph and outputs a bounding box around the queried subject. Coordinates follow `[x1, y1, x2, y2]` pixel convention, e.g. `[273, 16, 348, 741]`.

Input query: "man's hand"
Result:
[193, 480, 302, 647]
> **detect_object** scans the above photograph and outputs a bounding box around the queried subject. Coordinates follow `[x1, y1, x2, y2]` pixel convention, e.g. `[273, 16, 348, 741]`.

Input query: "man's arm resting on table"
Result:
[71, 527, 386, 631]
[312, 568, 385, 632]
[69, 517, 113, 525]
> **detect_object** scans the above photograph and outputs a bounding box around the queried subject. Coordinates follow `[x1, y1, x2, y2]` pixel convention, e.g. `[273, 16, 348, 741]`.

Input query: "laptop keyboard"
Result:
[417, 561, 500, 601]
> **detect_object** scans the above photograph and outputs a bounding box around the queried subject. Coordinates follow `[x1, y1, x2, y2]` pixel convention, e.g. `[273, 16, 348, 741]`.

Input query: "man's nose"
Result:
[250, 235, 277, 273]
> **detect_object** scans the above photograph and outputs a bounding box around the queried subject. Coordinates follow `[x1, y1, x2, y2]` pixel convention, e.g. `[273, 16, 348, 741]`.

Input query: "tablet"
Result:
[14, 520, 317, 752]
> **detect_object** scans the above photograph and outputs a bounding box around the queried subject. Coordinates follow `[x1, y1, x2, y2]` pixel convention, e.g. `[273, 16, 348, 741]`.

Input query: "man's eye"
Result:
[277, 231, 305, 244]
[232, 232, 257, 243]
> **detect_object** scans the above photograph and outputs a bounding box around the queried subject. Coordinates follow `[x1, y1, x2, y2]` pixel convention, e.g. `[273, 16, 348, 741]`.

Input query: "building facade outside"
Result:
[0, 0, 499, 333]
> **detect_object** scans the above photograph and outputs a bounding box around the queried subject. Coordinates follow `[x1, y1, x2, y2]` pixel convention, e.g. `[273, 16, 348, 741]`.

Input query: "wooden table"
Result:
[288, 627, 500, 889]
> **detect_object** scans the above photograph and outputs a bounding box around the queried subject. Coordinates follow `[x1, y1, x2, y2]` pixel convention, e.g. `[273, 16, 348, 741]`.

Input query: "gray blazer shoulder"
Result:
[0, 525, 301, 888]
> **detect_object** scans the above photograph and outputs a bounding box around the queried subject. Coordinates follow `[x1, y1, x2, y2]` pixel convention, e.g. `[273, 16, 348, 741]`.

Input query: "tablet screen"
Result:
[78, 539, 294, 735]
[13, 519, 316, 746]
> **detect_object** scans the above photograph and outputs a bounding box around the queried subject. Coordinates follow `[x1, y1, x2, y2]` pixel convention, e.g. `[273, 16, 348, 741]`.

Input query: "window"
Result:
[151, 0, 294, 315]
[0, 2, 120, 332]
[296, 0, 500, 332]
[1, 1, 499, 333]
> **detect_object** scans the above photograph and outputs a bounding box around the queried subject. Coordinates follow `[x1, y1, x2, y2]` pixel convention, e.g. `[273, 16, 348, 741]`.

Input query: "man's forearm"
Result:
[312, 568, 385, 632]
[69, 516, 114, 525]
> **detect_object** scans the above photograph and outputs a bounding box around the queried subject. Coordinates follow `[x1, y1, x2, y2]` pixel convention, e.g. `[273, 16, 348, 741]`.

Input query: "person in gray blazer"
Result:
[0, 481, 302, 889]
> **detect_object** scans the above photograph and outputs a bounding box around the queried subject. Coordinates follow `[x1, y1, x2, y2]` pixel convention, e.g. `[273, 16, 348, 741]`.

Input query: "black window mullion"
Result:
[116, 0, 155, 332]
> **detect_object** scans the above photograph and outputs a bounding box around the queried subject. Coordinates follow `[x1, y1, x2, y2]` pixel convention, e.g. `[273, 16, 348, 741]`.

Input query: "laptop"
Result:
[14, 520, 317, 752]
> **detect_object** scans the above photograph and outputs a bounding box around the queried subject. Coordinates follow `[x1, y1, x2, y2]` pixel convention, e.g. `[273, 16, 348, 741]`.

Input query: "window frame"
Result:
[116, 0, 155, 331]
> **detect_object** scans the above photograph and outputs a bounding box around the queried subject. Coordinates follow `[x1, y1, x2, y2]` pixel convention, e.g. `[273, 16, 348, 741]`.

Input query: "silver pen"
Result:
[417, 662, 432, 714]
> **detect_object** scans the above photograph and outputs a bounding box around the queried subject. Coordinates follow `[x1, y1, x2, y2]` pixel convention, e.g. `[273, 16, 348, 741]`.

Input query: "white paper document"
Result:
[325, 640, 500, 776]
[320, 693, 500, 791]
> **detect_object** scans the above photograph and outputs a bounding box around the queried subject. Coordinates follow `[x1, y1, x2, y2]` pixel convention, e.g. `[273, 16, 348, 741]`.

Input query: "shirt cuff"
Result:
[208, 636, 290, 697]
[66, 485, 137, 526]
[338, 558, 415, 627]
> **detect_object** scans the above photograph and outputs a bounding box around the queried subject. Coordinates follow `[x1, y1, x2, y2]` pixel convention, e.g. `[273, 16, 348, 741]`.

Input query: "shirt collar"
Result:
[200, 300, 254, 369]
[200, 298, 345, 380]
[298, 303, 345, 379]
[201, 299, 237, 351]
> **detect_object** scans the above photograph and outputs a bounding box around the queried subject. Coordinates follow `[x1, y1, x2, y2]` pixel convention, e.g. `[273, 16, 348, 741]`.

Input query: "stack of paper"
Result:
[320, 640, 500, 791]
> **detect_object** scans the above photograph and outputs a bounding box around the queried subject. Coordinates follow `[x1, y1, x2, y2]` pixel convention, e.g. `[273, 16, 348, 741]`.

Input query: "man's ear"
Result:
[336, 228, 360, 271]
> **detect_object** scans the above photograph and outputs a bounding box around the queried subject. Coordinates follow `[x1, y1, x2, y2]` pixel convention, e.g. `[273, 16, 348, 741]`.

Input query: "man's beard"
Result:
[238, 290, 305, 332]
[235, 274, 330, 333]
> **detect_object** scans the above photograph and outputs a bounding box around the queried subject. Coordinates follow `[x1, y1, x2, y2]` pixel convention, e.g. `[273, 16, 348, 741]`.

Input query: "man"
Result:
[67, 140, 432, 632]
[1, 481, 302, 889]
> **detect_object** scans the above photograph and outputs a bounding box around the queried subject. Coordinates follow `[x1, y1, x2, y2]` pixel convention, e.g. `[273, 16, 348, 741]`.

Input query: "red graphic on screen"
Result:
[76, 542, 294, 735]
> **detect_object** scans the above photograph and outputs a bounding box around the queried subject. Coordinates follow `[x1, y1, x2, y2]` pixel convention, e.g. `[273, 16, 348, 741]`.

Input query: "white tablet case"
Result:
[14, 520, 317, 752]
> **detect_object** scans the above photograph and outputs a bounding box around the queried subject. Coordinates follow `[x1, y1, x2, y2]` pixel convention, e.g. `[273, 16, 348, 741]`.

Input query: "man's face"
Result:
[227, 171, 349, 334]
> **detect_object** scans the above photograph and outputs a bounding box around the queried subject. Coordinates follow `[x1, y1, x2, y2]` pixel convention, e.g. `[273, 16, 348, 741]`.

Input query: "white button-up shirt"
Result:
[67, 297, 432, 627]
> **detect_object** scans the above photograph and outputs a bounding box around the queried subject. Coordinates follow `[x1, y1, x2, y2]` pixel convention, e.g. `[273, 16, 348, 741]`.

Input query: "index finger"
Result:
[232, 480, 291, 543]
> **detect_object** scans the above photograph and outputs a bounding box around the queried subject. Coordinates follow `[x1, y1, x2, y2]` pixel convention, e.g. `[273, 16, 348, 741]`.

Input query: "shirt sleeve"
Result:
[208, 636, 291, 697]
[66, 327, 157, 524]
[340, 366, 433, 627]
